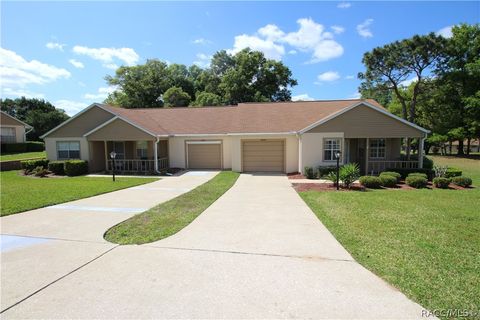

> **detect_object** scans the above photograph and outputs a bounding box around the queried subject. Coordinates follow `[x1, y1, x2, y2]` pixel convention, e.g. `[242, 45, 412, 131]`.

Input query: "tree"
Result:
[193, 92, 222, 106]
[0, 97, 69, 141]
[163, 87, 191, 107]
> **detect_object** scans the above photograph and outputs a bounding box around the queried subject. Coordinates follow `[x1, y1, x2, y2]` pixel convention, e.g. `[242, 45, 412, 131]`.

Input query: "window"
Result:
[323, 138, 341, 161]
[112, 142, 125, 159]
[1, 127, 16, 143]
[136, 141, 148, 159]
[370, 139, 386, 159]
[57, 141, 80, 160]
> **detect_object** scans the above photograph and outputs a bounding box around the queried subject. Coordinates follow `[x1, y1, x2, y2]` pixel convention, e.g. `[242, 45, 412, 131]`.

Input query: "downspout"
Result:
[24, 126, 33, 142]
[154, 136, 161, 174]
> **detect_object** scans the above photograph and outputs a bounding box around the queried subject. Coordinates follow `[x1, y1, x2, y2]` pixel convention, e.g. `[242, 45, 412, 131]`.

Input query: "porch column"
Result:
[365, 138, 369, 174]
[419, 136, 425, 169]
[154, 139, 159, 172]
[104, 141, 108, 171]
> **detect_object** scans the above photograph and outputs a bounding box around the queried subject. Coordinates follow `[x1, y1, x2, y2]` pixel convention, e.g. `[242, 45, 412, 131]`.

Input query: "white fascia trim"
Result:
[186, 140, 222, 144]
[83, 115, 157, 138]
[1, 111, 33, 129]
[40, 103, 117, 139]
[298, 101, 430, 135]
[227, 132, 297, 136]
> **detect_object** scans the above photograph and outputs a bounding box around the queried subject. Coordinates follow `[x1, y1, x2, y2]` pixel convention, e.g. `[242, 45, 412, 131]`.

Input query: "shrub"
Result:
[325, 171, 338, 186]
[385, 168, 433, 180]
[451, 176, 472, 188]
[433, 177, 450, 189]
[379, 175, 397, 187]
[21, 159, 49, 173]
[304, 166, 317, 179]
[445, 167, 462, 178]
[1, 143, 27, 153]
[64, 160, 88, 176]
[405, 176, 428, 188]
[339, 163, 360, 189]
[359, 176, 382, 189]
[32, 166, 49, 178]
[48, 161, 65, 175]
[380, 171, 401, 183]
[433, 165, 448, 178]
[407, 172, 428, 180]
[26, 141, 45, 152]
[423, 156, 434, 169]
[317, 166, 336, 178]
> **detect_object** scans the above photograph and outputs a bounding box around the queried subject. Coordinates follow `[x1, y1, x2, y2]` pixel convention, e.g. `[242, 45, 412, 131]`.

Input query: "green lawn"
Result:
[0, 151, 46, 162]
[105, 171, 240, 245]
[0, 170, 158, 216]
[299, 156, 479, 317]
[429, 155, 480, 184]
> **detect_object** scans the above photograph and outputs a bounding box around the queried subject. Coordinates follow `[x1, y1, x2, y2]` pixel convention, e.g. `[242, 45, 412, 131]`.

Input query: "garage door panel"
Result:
[187, 143, 221, 169]
[242, 140, 285, 172]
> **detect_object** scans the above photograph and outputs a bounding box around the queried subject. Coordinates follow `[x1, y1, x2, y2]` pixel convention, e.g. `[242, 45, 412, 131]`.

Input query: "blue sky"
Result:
[1, 1, 478, 115]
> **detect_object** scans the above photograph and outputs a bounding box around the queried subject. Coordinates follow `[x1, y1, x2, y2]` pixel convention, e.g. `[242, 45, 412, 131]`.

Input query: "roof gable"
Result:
[0, 111, 32, 128]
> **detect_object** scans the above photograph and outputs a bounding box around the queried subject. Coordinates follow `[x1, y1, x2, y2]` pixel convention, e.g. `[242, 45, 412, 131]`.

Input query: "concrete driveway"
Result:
[1, 173, 427, 319]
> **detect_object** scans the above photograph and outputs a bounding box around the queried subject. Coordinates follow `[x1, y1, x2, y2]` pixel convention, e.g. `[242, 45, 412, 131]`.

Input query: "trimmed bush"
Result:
[379, 175, 397, 187]
[304, 166, 317, 179]
[445, 167, 462, 178]
[380, 171, 401, 183]
[21, 159, 49, 172]
[405, 176, 428, 189]
[451, 176, 472, 188]
[32, 166, 49, 178]
[48, 161, 65, 175]
[26, 141, 45, 152]
[359, 176, 382, 189]
[433, 177, 450, 189]
[423, 156, 434, 169]
[317, 166, 336, 178]
[385, 168, 433, 180]
[407, 172, 428, 180]
[64, 160, 88, 176]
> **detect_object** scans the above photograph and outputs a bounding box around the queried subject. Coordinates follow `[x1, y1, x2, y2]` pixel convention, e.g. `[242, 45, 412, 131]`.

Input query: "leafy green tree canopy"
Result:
[193, 92, 222, 107]
[163, 86, 191, 107]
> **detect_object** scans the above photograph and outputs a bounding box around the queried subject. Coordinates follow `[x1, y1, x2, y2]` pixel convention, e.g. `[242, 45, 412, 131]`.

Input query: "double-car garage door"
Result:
[186, 141, 222, 169]
[242, 140, 285, 173]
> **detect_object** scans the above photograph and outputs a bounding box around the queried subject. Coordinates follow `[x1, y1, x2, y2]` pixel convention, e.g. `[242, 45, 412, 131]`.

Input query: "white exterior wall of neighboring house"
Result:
[300, 132, 345, 170]
[0, 125, 26, 143]
[44, 137, 90, 162]
[230, 134, 299, 173]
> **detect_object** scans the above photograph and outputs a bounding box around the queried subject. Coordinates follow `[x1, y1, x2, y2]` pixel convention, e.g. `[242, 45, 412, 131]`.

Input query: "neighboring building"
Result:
[0, 111, 32, 144]
[41, 99, 429, 174]
[442, 139, 480, 154]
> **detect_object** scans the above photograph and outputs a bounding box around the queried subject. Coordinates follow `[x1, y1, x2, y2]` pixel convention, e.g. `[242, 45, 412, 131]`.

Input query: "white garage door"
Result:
[242, 140, 285, 172]
[187, 141, 222, 169]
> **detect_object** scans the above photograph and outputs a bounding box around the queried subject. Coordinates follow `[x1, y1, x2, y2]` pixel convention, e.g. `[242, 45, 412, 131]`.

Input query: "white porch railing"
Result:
[107, 157, 169, 173]
[368, 160, 419, 173]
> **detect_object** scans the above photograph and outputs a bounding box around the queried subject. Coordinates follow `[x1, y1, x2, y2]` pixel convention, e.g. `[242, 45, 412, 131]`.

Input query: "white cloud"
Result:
[54, 99, 89, 116]
[357, 19, 374, 38]
[288, 50, 297, 55]
[228, 18, 343, 63]
[345, 75, 355, 79]
[69, 59, 84, 69]
[0, 87, 45, 99]
[317, 71, 341, 82]
[0, 48, 71, 88]
[46, 42, 66, 51]
[84, 86, 117, 100]
[400, 77, 418, 87]
[193, 38, 212, 45]
[104, 63, 119, 70]
[193, 53, 212, 68]
[72, 46, 139, 69]
[331, 25, 345, 34]
[349, 91, 361, 99]
[229, 34, 285, 60]
[337, 2, 351, 9]
[292, 93, 315, 101]
[436, 26, 453, 38]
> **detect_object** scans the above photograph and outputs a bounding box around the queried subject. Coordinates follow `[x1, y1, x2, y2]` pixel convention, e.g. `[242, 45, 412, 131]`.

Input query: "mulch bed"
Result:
[287, 172, 306, 179]
[18, 171, 66, 179]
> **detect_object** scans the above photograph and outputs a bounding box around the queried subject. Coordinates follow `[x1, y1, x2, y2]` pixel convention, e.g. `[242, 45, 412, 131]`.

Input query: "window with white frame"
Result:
[57, 141, 80, 160]
[136, 141, 148, 159]
[323, 138, 341, 161]
[1, 127, 16, 143]
[370, 139, 386, 159]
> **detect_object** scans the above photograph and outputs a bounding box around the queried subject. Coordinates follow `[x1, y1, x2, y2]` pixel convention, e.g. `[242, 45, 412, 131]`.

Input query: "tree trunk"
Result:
[457, 139, 465, 155]
[449, 141, 452, 155]
[466, 138, 471, 155]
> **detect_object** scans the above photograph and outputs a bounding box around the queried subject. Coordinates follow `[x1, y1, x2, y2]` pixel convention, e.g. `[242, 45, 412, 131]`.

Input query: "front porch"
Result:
[345, 138, 423, 175]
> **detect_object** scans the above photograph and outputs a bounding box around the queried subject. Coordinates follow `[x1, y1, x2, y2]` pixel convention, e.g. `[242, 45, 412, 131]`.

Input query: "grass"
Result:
[429, 155, 480, 184]
[105, 171, 240, 245]
[299, 156, 479, 317]
[0, 151, 46, 162]
[0, 170, 158, 216]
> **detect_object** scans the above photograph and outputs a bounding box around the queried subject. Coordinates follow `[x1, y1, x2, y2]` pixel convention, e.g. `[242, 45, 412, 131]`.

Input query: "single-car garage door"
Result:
[186, 141, 222, 169]
[242, 140, 285, 172]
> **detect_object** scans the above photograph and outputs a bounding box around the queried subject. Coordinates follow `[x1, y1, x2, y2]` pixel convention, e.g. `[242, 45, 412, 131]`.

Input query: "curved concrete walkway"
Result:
[1, 173, 428, 319]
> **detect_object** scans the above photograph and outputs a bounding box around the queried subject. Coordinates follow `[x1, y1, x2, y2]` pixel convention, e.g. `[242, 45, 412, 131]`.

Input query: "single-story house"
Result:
[41, 99, 429, 175]
[0, 111, 32, 144]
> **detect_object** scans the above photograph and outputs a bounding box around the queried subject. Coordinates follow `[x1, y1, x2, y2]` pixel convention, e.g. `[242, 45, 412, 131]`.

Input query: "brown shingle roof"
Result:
[100, 99, 383, 135]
